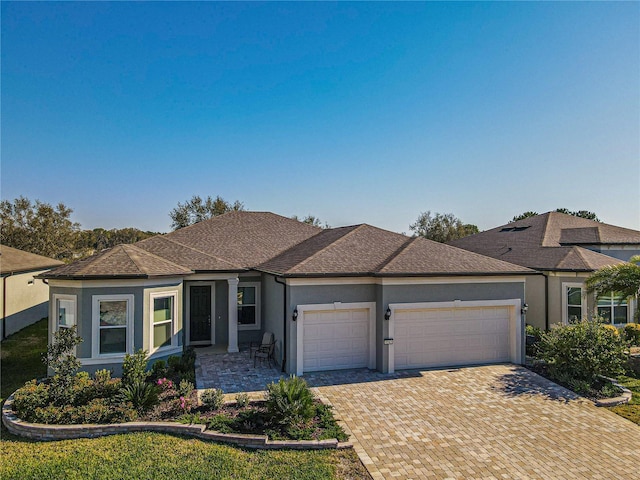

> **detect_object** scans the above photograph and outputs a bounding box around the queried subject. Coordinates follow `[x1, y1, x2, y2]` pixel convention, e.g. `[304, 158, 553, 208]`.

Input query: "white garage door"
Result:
[394, 306, 511, 370]
[303, 308, 370, 372]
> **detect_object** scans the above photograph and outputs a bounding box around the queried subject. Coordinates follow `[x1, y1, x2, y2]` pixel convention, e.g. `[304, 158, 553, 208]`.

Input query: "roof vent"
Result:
[501, 226, 530, 232]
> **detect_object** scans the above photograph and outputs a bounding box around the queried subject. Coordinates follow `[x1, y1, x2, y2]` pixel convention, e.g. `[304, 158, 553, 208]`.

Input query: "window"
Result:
[237, 282, 260, 330]
[150, 291, 177, 352]
[92, 294, 134, 357]
[54, 294, 76, 330]
[598, 293, 630, 325]
[562, 283, 585, 325]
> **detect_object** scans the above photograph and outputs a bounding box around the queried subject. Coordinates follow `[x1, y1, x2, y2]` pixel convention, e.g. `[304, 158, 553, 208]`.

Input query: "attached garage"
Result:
[296, 302, 376, 376]
[390, 300, 522, 372]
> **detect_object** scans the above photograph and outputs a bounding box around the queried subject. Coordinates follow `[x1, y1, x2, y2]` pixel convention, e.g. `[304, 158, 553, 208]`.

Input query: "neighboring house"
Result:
[1, 245, 64, 339]
[449, 212, 640, 330]
[41, 211, 535, 376]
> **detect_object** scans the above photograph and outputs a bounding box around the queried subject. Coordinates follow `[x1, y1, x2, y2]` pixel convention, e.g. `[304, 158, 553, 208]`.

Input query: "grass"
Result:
[0, 432, 363, 480]
[0, 318, 48, 403]
[0, 319, 370, 480]
[607, 356, 640, 425]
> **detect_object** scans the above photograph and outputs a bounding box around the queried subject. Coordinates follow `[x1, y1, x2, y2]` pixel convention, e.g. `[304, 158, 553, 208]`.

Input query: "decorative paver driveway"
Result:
[308, 365, 640, 480]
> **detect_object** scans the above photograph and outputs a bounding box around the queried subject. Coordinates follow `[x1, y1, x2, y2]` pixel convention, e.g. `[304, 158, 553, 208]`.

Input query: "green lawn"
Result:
[607, 356, 640, 425]
[0, 318, 48, 403]
[0, 319, 370, 480]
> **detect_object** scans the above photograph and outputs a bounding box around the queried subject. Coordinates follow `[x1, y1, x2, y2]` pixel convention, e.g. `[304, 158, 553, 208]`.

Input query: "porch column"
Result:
[227, 277, 239, 353]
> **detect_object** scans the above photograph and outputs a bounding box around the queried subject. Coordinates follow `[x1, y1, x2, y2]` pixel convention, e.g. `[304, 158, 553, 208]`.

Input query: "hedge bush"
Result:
[536, 318, 628, 384]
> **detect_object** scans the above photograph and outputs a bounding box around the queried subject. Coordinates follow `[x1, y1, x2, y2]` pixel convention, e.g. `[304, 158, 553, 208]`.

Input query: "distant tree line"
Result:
[0, 196, 158, 262]
[1, 195, 603, 262]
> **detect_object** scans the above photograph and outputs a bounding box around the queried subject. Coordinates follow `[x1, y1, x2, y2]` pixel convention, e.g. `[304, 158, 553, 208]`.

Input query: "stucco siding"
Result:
[1, 270, 52, 338]
[262, 273, 284, 366]
[524, 275, 546, 330]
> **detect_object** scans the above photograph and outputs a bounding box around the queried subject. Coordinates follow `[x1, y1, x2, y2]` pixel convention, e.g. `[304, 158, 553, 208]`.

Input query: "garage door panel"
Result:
[303, 308, 370, 373]
[394, 306, 511, 370]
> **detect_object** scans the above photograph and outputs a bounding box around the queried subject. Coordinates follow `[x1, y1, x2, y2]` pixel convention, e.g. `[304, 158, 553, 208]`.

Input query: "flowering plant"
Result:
[156, 378, 174, 391]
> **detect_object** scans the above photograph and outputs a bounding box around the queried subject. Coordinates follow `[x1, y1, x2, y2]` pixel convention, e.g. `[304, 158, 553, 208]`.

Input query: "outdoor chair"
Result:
[254, 340, 275, 368]
[250, 331, 274, 358]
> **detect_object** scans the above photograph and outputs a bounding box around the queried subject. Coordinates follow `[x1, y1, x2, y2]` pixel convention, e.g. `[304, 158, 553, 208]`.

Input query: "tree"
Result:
[169, 195, 245, 230]
[554, 208, 600, 222]
[291, 214, 330, 229]
[585, 255, 640, 301]
[0, 196, 80, 261]
[409, 211, 479, 243]
[511, 211, 539, 222]
[511, 209, 600, 223]
[75, 227, 158, 257]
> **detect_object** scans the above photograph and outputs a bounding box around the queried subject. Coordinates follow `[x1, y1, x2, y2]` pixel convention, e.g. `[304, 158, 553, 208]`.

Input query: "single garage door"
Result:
[303, 308, 370, 372]
[394, 306, 511, 370]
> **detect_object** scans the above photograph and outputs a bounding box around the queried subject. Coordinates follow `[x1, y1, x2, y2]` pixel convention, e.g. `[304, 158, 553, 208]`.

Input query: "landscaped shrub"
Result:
[235, 392, 249, 408]
[12, 380, 50, 420]
[43, 326, 83, 405]
[201, 388, 224, 410]
[150, 359, 168, 380]
[177, 379, 194, 398]
[525, 324, 544, 356]
[122, 379, 159, 413]
[266, 376, 316, 425]
[536, 318, 627, 385]
[623, 323, 640, 346]
[122, 349, 150, 387]
[166, 350, 196, 383]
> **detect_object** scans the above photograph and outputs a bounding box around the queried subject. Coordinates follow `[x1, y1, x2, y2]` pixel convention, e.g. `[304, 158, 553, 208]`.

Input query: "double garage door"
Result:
[393, 305, 512, 370]
[300, 302, 513, 374]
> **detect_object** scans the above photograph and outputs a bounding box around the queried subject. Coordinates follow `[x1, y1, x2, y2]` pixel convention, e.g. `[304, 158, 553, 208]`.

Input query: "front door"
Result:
[190, 285, 212, 344]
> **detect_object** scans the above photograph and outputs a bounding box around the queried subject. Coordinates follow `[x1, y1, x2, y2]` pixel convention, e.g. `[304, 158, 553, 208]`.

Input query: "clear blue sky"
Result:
[2, 2, 639, 233]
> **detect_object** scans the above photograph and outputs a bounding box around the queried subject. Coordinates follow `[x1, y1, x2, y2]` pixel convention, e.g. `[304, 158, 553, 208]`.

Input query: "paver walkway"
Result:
[309, 365, 640, 480]
[195, 345, 283, 392]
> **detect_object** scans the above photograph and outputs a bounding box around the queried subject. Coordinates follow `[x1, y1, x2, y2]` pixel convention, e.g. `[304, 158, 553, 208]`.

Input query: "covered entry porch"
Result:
[185, 275, 264, 353]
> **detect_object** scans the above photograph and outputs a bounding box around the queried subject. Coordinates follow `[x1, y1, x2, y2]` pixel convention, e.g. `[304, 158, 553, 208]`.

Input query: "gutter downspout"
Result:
[274, 276, 288, 373]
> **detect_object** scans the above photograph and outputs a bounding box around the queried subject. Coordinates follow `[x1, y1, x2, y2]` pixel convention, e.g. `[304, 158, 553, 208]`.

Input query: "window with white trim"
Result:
[237, 282, 260, 330]
[150, 291, 177, 352]
[54, 294, 76, 330]
[597, 293, 630, 325]
[92, 294, 134, 357]
[562, 283, 585, 325]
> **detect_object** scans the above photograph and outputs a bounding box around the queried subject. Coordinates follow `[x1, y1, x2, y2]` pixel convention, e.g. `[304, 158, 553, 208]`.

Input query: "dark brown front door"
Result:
[190, 285, 211, 344]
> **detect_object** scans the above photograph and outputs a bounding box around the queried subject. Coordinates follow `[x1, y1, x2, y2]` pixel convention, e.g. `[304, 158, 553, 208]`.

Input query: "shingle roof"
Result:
[44, 244, 194, 278]
[44, 211, 535, 279]
[542, 212, 640, 246]
[449, 212, 634, 271]
[0, 245, 64, 274]
[135, 236, 242, 271]
[163, 211, 321, 268]
[259, 224, 533, 276]
[380, 238, 534, 275]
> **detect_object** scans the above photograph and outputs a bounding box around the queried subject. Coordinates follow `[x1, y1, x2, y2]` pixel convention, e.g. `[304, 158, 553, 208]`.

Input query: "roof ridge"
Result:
[124, 243, 194, 273]
[119, 244, 146, 275]
[540, 212, 554, 246]
[285, 225, 363, 273]
[152, 236, 243, 269]
[373, 236, 417, 273]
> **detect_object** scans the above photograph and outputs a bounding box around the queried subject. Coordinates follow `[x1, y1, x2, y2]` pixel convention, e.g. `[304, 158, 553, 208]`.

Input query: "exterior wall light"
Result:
[521, 304, 529, 314]
[384, 307, 391, 321]
[292, 309, 298, 321]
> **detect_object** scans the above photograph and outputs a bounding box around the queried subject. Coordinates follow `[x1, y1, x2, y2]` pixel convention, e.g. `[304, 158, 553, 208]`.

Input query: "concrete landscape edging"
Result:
[594, 377, 634, 407]
[1, 394, 351, 450]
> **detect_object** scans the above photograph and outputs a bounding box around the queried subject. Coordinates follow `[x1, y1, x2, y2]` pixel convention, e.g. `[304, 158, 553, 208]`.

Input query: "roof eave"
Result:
[256, 270, 536, 278]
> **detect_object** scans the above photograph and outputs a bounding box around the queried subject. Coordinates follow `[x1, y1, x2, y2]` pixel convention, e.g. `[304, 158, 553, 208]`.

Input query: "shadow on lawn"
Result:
[491, 367, 581, 403]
